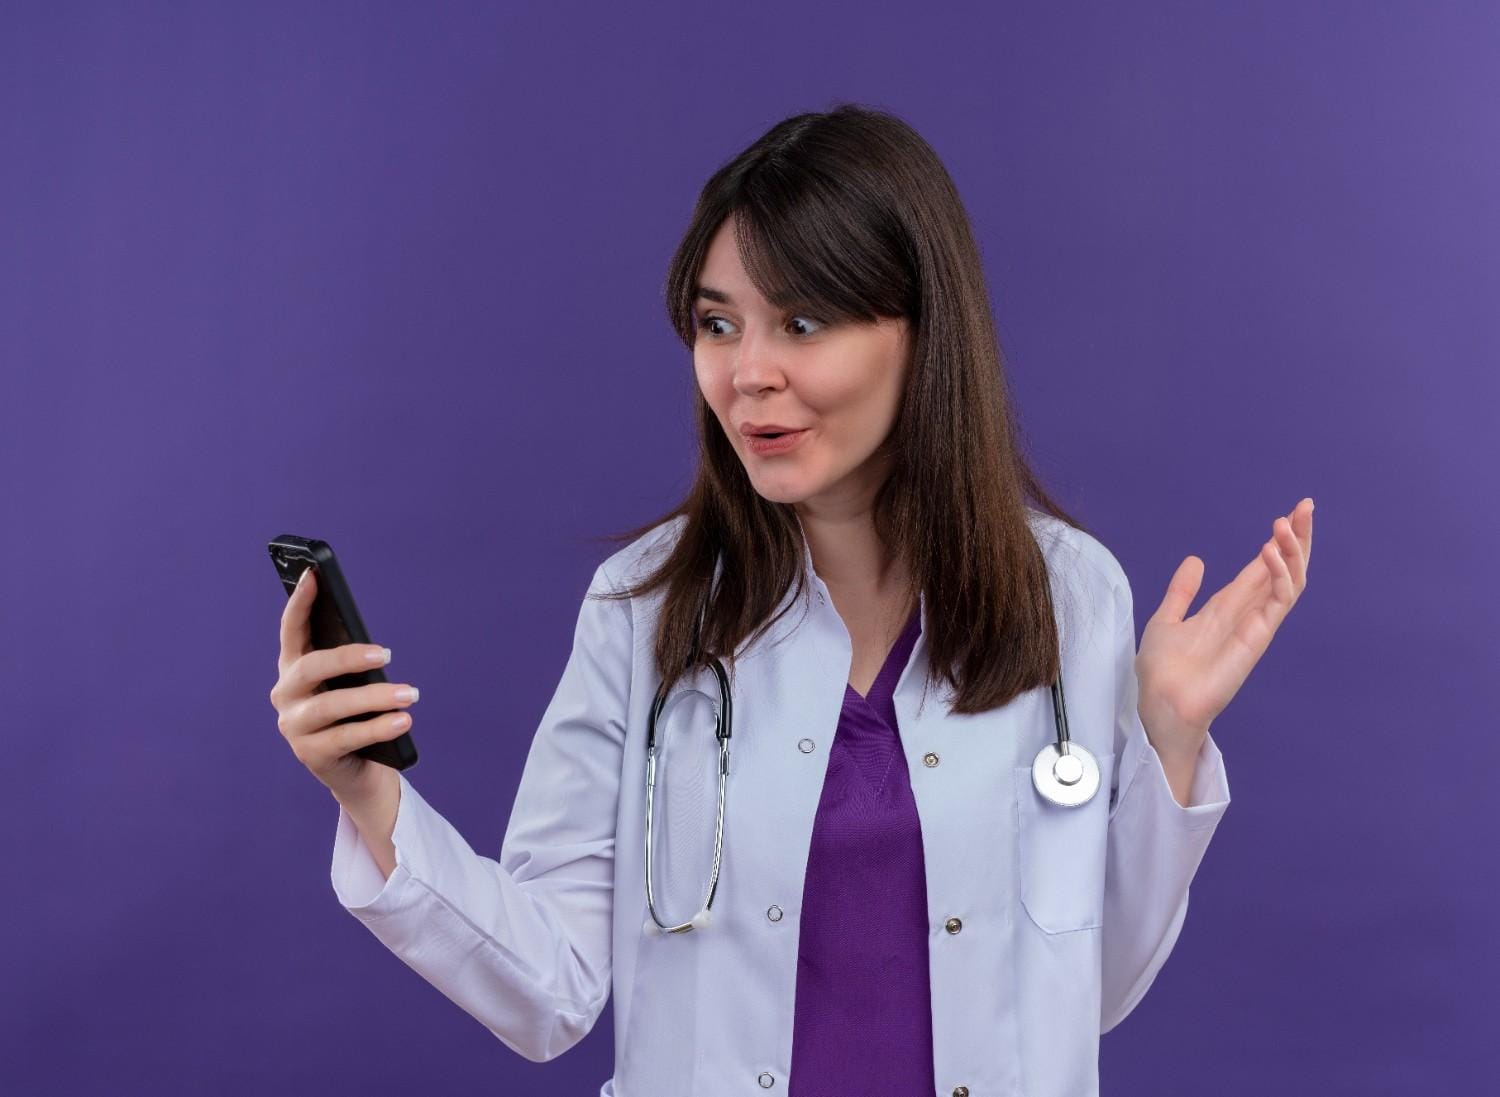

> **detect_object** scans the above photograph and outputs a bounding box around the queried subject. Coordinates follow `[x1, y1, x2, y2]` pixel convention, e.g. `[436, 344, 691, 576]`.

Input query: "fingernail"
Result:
[365, 647, 392, 664]
[298, 568, 312, 589]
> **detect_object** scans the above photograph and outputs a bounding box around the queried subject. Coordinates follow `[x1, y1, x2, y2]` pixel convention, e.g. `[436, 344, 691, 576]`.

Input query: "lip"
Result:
[738, 421, 808, 437]
[745, 428, 810, 456]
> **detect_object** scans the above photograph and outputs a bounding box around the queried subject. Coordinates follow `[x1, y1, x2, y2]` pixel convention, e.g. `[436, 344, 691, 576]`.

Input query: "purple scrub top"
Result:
[789, 602, 933, 1093]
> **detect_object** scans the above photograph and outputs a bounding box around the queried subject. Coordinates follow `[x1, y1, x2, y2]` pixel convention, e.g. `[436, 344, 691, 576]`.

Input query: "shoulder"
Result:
[1025, 507, 1131, 630]
[591, 514, 688, 596]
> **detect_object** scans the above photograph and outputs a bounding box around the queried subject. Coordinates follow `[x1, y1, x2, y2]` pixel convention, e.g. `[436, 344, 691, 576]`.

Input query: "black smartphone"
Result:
[267, 534, 419, 771]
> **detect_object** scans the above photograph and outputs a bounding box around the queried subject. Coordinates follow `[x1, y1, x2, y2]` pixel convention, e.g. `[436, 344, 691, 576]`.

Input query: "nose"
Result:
[730, 327, 788, 395]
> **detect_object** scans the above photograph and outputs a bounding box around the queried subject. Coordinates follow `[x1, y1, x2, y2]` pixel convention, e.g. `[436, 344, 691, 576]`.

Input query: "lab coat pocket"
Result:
[1014, 751, 1115, 934]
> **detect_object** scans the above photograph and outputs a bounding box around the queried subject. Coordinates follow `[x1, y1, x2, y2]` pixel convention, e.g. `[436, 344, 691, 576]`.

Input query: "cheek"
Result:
[816, 370, 898, 453]
[692, 357, 716, 402]
[694, 359, 734, 423]
[818, 374, 882, 430]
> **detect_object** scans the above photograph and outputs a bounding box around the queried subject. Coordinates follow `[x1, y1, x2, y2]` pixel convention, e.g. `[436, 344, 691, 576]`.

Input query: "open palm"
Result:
[1136, 498, 1314, 736]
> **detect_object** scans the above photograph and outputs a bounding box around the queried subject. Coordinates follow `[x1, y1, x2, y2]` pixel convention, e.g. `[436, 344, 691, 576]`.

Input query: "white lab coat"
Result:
[330, 510, 1231, 1097]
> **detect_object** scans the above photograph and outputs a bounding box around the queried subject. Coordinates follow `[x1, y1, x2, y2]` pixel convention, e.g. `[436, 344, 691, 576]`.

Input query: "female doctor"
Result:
[270, 104, 1313, 1097]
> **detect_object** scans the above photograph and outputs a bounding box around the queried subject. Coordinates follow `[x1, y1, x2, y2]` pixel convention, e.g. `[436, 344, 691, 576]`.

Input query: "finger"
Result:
[328, 710, 413, 765]
[1153, 555, 1204, 625]
[294, 641, 393, 708]
[1266, 536, 1295, 603]
[1283, 497, 1313, 570]
[1273, 516, 1307, 590]
[346, 711, 412, 761]
[1256, 537, 1296, 628]
[1199, 543, 1273, 622]
[290, 677, 414, 741]
[301, 709, 412, 769]
[1224, 524, 1298, 631]
[1300, 498, 1314, 570]
[278, 567, 317, 675]
[1214, 541, 1278, 655]
[1201, 503, 1310, 627]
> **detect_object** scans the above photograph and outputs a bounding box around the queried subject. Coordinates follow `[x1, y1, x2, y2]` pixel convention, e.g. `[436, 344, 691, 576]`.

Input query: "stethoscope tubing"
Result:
[643, 574, 1100, 935]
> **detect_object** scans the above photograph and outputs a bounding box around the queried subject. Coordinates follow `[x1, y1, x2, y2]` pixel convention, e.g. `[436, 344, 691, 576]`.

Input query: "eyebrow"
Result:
[694, 285, 734, 305]
[694, 283, 809, 313]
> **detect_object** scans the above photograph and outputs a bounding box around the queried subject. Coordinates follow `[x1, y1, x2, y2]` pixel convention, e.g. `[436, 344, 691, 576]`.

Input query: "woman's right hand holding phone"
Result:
[269, 567, 419, 811]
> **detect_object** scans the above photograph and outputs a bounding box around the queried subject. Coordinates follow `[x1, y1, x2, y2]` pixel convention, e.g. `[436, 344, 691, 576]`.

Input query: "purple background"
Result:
[4, 2, 1495, 1094]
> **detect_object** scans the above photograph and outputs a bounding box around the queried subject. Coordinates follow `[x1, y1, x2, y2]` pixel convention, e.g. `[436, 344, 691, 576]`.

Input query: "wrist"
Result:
[1138, 697, 1208, 753]
[331, 764, 400, 816]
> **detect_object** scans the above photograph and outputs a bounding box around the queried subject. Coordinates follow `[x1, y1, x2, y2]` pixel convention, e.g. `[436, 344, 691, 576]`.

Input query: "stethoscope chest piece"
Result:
[1031, 740, 1100, 807]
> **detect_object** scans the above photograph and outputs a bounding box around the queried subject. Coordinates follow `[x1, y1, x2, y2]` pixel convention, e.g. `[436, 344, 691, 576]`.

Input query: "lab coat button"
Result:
[758, 1071, 776, 1087]
[797, 738, 815, 753]
[767, 904, 783, 922]
[944, 916, 962, 934]
[923, 751, 940, 767]
[952, 1087, 970, 1097]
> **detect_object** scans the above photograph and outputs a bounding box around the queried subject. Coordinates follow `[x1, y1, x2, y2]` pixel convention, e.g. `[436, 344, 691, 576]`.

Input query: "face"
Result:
[692, 216, 912, 517]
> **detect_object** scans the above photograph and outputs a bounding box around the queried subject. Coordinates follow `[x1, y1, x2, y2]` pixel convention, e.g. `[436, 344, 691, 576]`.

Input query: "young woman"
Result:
[271, 104, 1312, 1097]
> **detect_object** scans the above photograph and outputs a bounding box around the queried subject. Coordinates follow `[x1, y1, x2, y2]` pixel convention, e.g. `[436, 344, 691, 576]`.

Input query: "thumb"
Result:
[1153, 555, 1204, 625]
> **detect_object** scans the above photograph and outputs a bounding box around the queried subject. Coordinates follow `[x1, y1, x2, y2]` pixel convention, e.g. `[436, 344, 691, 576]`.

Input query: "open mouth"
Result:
[746, 428, 810, 455]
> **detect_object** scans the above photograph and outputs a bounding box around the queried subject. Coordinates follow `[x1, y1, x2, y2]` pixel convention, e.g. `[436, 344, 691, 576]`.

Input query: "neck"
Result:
[793, 504, 913, 607]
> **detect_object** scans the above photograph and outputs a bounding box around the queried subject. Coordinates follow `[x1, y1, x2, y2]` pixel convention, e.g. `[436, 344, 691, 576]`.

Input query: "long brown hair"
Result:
[589, 102, 1093, 716]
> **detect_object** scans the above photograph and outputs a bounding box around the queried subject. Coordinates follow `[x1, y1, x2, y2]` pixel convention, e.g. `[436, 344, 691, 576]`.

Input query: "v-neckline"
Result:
[846, 603, 922, 707]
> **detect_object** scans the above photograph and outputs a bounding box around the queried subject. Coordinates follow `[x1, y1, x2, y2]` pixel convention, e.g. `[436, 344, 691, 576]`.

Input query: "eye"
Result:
[694, 314, 825, 339]
[698, 314, 731, 339]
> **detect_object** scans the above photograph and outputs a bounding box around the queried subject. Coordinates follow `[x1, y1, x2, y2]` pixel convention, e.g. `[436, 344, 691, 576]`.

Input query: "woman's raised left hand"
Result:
[1134, 497, 1315, 762]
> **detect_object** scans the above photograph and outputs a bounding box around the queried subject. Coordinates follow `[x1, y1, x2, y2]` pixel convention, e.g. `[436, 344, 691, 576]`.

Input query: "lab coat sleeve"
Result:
[328, 561, 631, 1063]
[1099, 573, 1231, 1034]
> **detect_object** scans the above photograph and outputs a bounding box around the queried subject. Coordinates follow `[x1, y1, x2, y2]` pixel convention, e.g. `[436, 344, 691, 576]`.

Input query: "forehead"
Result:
[695, 220, 760, 305]
[691, 210, 895, 328]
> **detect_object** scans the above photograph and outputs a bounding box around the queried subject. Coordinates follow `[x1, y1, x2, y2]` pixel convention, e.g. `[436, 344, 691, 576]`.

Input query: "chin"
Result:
[747, 484, 808, 505]
[743, 474, 816, 506]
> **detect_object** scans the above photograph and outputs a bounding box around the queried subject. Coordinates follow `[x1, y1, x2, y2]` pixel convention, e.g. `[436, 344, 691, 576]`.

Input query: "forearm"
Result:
[1100, 714, 1230, 1031]
[333, 766, 402, 880]
[328, 770, 617, 1061]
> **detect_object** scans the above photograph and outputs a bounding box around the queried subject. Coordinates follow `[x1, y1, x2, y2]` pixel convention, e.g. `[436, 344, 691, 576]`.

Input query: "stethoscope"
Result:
[641, 582, 1100, 936]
